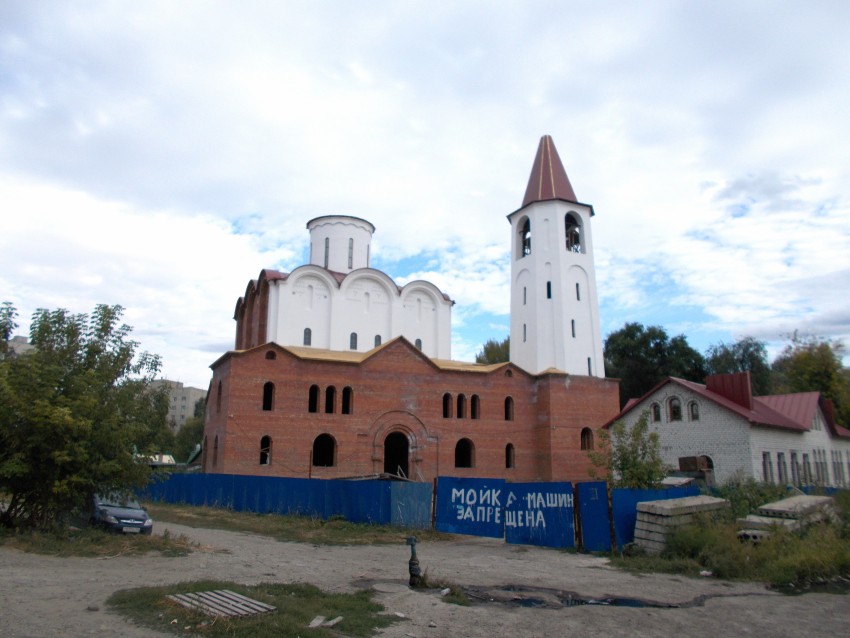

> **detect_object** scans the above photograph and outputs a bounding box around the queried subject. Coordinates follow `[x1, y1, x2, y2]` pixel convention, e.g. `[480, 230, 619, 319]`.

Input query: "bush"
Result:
[711, 475, 787, 518]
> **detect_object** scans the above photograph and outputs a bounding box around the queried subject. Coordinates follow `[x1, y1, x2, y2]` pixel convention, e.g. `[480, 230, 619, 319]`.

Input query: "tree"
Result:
[0, 301, 17, 356]
[705, 336, 772, 395]
[604, 322, 706, 408]
[173, 416, 204, 463]
[588, 412, 669, 488]
[771, 332, 850, 426]
[0, 303, 165, 530]
[475, 336, 510, 364]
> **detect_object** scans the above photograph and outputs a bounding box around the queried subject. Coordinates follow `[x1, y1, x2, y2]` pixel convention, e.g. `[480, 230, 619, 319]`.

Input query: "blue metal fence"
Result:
[610, 485, 700, 547]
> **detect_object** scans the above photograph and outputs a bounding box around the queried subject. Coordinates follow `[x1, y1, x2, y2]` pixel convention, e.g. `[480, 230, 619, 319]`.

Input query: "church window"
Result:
[308, 385, 320, 413]
[668, 397, 682, 421]
[505, 443, 515, 469]
[262, 382, 274, 411]
[350, 332, 358, 350]
[580, 427, 594, 451]
[505, 369, 513, 377]
[546, 281, 552, 299]
[303, 328, 312, 346]
[523, 286, 527, 305]
[576, 283, 581, 300]
[565, 213, 582, 253]
[571, 319, 576, 338]
[259, 435, 272, 465]
[471, 394, 480, 419]
[213, 435, 219, 467]
[342, 386, 353, 414]
[374, 334, 381, 347]
[523, 324, 527, 342]
[216, 381, 222, 414]
[323, 237, 329, 268]
[443, 393, 453, 418]
[265, 350, 276, 360]
[415, 338, 422, 350]
[519, 218, 531, 258]
[457, 394, 466, 419]
[348, 238, 353, 269]
[504, 396, 514, 421]
[688, 401, 700, 421]
[455, 438, 474, 468]
[325, 386, 336, 413]
[587, 357, 592, 375]
[312, 433, 335, 467]
[651, 403, 661, 422]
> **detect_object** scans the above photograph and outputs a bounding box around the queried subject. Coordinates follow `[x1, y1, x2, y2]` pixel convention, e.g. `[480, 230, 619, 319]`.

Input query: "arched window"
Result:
[580, 427, 594, 451]
[308, 385, 320, 413]
[505, 370, 513, 377]
[259, 435, 272, 465]
[303, 328, 312, 346]
[262, 382, 274, 411]
[651, 403, 661, 422]
[312, 433, 335, 466]
[519, 217, 531, 257]
[374, 334, 381, 347]
[689, 401, 700, 421]
[504, 396, 514, 421]
[457, 394, 466, 419]
[216, 381, 222, 414]
[265, 350, 276, 360]
[565, 213, 581, 253]
[442, 393, 452, 418]
[471, 395, 480, 420]
[576, 283, 581, 300]
[455, 438, 474, 468]
[342, 386, 353, 414]
[415, 338, 422, 350]
[325, 386, 336, 414]
[350, 332, 358, 350]
[213, 435, 219, 467]
[546, 281, 552, 299]
[505, 443, 515, 469]
[668, 397, 682, 422]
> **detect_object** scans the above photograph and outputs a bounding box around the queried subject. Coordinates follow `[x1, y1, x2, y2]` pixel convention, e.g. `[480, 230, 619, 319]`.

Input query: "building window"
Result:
[580, 427, 594, 451]
[415, 338, 422, 350]
[504, 396, 514, 421]
[455, 438, 474, 468]
[259, 435, 272, 465]
[651, 403, 661, 423]
[790, 451, 800, 485]
[350, 332, 358, 350]
[374, 334, 381, 347]
[308, 385, 320, 413]
[505, 443, 515, 469]
[668, 397, 682, 422]
[442, 393, 452, 418]
[688, 401, 699, 421]
[802, 453, 812, 484]
[576, 283, 581, 300]
[505, 369, 513, 377]
[213, 435, 219, 467]
[565, 213, 581, 252]
[216, 381, 222, 414]
[348, 237, 353, 269]
[523, 286, 527, 305]
[471, 394, 480, 420]
[777, 452, 788, 484]
[342, 386, 353, 414]
[571, 320, 576, 338]
[303, 328, 312, 346]
[523, 323, 527, 342]
[325, 386, 336, 413]
[312, 433, 335, 467]
[262, 382, 274, 411]
[265, 350, 276, 360]
[587, 357, 592, 375]
[519, 218, 531, 257]
[762, 452, 775, 484]
[323, 237, 329, 268]
[546, 281, 552, 299]
[457, 394, 466, 419]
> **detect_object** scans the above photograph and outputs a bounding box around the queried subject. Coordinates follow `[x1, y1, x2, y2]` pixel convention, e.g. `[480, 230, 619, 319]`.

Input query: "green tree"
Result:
[604, 322, 706, 408]
[0, 301, 17, 356]
[475, 336, 510, 364]
[588, 412, 669, 488]
[771, 332, 850, 426]
[0, 303, 165, 530]
[705, 336, 772, 395]
[173, 416, 205, 463]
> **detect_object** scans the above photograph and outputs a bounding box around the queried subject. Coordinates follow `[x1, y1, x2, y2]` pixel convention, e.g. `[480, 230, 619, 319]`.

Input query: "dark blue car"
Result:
[91, 494, 153, 535]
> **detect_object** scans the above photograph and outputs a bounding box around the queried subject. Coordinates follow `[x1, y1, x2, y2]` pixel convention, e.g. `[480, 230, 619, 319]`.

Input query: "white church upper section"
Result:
[234, 215, 453, 360]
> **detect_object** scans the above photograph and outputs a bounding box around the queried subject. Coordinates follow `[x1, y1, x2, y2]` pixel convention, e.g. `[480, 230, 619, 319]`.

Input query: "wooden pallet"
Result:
[166, 590, 276, 618]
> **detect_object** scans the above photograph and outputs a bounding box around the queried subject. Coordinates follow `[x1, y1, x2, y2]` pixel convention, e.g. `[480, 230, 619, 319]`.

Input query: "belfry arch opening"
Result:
[517, 217, 531, 258]
[565, 213, 582, 253]
[383, 431, 410, 478]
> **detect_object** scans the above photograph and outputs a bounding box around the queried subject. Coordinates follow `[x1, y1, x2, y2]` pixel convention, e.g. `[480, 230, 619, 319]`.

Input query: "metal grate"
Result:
[166, 590, 276, 618]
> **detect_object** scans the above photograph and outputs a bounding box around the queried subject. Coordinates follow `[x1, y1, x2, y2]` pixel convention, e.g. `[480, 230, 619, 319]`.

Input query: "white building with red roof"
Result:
[610, 371, 850, 487]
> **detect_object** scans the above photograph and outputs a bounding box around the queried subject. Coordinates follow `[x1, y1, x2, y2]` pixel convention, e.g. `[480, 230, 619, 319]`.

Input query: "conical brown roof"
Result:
[521, 135, 577, 207]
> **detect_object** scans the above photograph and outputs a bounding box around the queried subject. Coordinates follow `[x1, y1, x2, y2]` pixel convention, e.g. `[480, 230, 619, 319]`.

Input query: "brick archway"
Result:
[369, 411, 432, 480]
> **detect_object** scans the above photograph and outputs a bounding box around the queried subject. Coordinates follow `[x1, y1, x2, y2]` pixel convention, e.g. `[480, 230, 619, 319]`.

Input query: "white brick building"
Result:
[611, 372, 850, 487]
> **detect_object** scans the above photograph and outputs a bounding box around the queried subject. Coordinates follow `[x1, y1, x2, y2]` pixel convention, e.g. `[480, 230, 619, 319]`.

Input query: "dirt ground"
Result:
[1, 521, 848, 637]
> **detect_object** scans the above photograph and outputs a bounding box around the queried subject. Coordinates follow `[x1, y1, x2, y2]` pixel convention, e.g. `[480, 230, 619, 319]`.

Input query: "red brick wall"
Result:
[202, 339, 620, 483]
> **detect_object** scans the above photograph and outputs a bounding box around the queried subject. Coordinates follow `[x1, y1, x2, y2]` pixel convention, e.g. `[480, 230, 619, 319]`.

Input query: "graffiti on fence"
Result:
[504, 482, 575, 548]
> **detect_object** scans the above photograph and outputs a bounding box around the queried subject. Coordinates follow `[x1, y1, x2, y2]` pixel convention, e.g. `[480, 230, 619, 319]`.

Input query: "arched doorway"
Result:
[384, 432, 409, 477]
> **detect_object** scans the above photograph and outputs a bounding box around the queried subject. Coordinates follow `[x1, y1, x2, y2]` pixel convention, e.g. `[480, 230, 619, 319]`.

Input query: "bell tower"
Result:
[508, 135, 605, 377]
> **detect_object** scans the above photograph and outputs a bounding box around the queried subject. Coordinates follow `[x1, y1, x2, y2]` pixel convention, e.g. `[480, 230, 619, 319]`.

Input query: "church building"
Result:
[202, 136, 620, 482]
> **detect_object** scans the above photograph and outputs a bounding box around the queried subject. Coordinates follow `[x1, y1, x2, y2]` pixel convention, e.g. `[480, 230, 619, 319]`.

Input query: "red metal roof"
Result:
[521, 135, 578, 207]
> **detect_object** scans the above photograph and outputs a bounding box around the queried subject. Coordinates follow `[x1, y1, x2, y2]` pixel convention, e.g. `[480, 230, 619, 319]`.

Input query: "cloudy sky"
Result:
[2, 1, 848, 389]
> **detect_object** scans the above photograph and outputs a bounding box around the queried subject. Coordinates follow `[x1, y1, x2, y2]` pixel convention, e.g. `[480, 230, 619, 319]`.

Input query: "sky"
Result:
[1, 1, 849, 389]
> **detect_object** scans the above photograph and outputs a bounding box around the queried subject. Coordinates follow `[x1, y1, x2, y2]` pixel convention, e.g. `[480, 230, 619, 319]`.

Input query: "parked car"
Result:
[91, 493, 153, 535]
